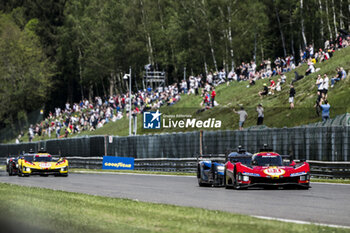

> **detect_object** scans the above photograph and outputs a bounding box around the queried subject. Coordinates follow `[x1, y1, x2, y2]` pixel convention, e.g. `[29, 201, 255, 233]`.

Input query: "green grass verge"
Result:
[0, 183, 349, 233]
[310, 178, 350, 184]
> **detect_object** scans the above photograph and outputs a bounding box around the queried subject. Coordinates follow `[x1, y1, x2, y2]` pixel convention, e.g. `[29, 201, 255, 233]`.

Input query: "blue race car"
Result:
[197, 154, 226, 187]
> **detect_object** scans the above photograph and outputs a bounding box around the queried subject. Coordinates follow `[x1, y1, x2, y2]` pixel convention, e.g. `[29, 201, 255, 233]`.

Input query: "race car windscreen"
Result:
[34, 156, 52, 162]
[253, 156, 282, 166]
[229, 157, 252, 165]
[22, 156, 33, 162]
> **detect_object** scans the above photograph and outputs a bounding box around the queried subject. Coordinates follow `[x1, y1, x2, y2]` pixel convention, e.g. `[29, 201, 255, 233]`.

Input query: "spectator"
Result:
[336, 33, 343, 48]
[233, 106, 248, 131]
[219, 69, 226, 81]
[320, 99, 330, 122]
[227, 69, 236, 85]
[200, 91, 210, 108]
[322, 74, 329, 98]
[181, 79, 188, 93]
[275, 78, 282, 92]
[268, 79, 276, 95]
[280, 74, 287, 84]
[314, 95, 322, 117]
[15, 134, 21, 144]
[258, 83, 268, 99]
[305, 60, 315, 76]
[341, 67, 347, 79]
[316, 74, 323, 96]
[331, 67, 343, 87]
[194, 76, 199, 95]
[28, 124, 34, 142]
[289, 84, 296, 109]
[211, 87, 216, 107]
[207, 72, 213, 85]
[256, 103, 264, 125]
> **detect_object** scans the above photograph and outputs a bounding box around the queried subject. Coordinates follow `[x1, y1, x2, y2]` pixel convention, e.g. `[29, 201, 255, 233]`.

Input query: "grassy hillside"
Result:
[12, 47, 350, 142]
[83, 47, 350, 137]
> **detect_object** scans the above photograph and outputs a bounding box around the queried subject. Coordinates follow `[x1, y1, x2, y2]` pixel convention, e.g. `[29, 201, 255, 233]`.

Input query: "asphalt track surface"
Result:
[1, 171, 350, 228]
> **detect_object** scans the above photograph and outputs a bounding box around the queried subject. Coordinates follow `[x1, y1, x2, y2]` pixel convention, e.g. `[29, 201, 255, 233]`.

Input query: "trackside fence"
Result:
[1, 126, 350, 161]
[69, 157, 350, 179]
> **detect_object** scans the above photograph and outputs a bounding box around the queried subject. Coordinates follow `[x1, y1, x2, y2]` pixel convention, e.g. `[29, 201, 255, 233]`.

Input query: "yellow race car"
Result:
[17, 152, 68, 177]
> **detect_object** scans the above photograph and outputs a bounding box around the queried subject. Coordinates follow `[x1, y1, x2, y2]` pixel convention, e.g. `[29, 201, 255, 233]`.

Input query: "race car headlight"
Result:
[61, 167, 67, 171]
[242, 175, 249, 182]
[300, 174, 310, 181]
[25, 167, 31, 172]
[217, 166, 224, 172]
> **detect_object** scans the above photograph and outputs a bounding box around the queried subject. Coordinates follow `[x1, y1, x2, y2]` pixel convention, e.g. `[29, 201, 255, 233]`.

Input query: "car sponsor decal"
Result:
[290, 172, 307, 177]
[243, 172, 261, 177]
[263, 167, 285, 176]
[39, 163, 52, 168]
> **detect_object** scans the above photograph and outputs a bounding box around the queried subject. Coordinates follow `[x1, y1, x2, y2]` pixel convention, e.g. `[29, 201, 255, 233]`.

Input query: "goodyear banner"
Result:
[102, 156, 134, 170]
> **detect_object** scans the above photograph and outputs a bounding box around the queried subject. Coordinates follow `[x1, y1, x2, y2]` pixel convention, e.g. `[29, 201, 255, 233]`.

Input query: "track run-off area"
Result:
[0, 171, 349, 229]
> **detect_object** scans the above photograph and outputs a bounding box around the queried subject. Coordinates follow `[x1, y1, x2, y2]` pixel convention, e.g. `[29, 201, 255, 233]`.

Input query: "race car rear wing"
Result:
[197, 154, 226, 163]
[281, 155, 306, 165]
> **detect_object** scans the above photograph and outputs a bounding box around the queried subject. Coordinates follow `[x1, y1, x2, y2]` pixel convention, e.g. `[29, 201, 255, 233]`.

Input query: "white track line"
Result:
[252, 215, 350, 229]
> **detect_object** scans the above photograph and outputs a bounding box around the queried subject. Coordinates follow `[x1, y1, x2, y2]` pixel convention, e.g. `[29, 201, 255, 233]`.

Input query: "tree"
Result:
[0, 14, 53, 129]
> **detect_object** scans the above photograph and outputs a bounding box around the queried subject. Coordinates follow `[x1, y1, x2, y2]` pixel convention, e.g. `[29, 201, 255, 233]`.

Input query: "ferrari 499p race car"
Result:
[225, 146, 310, 189]
[16, 151, 69, 177]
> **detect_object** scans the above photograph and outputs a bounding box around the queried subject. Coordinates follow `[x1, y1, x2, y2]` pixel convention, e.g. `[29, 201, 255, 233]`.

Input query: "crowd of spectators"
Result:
[255, 33, 349, 114]
[24, 83, 182, 141]
[22, 32, 350, 142]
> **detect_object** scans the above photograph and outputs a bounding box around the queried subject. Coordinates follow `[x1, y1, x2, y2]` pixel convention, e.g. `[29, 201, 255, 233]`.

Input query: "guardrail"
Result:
[308, 160, 350, 179]
[66, 157, 198, 173]
[66, 157, 350, 179]
[1, 157, 350, 179]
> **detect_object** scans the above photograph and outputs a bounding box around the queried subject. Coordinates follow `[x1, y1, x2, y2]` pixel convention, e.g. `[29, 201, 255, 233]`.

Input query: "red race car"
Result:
[225, 146, 310, 190]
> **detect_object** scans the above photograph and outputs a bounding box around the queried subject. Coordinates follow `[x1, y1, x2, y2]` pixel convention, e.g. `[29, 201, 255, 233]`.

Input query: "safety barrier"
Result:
[66, 157, 350, 179]
[308, 160, 350, 179]
[66, 157, 198, 173]
[1, 126, 350, 161]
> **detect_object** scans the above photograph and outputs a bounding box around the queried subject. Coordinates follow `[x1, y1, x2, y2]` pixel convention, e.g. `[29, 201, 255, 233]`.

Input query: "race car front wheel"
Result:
[198, 178, 207, 187]
[224, 170, 233, 189]
[18, 168, 29, 177]
[8, 166, 13, 176]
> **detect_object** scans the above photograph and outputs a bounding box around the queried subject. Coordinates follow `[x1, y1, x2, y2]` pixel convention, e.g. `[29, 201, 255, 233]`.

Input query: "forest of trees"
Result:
[0, 0, 349, 130]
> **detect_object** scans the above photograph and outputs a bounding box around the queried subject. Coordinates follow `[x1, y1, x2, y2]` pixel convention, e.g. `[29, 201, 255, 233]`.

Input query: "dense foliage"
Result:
[0, 0, 349, 130]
